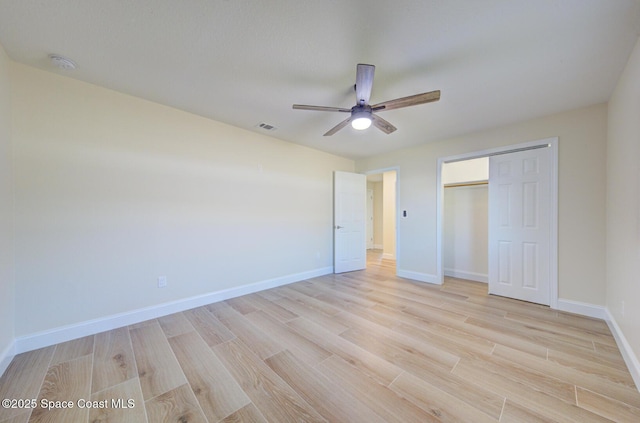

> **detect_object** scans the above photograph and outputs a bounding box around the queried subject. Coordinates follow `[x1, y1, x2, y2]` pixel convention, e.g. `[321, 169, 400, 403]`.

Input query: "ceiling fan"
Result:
[293, 64, 440, 136]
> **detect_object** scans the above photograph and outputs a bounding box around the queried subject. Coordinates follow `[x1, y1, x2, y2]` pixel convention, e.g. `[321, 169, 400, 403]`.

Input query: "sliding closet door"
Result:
[488, 147, 551, 305]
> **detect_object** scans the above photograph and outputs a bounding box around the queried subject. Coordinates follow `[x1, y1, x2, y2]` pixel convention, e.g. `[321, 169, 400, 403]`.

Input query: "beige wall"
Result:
[382, 171, 396, 259]
[11, 63, 353, 336]
[0, 44, 14, 361]
[443, 185, 488, 281]
[442, 157, 488, 184]
[367, 181, 383, 248]
[356, 103, 607, 305]
[606, 37, 640, 362]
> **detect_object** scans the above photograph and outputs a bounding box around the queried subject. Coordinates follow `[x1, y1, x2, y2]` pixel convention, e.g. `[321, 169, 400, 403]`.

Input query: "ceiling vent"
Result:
[256, 122, 277, 132]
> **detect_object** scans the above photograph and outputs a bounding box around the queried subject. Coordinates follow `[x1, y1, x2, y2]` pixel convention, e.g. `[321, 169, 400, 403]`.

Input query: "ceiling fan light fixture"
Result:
[351, 111, 372, 130]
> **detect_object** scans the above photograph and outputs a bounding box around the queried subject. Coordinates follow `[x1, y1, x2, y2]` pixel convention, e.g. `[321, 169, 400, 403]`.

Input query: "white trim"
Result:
[397, 269, 440, 284]
[371, 244, 383, 250]
[556, 299, 607, 320]
[14, 266, 332, 354]
[548, 139, 559, 309]
[444, 268, 488, 283]
[604, 308, 640, 392]
[436, 137, 559, 307]
[0, 339, 16, 377]
[382, 252, 396, 260]
[436, 158, 445, 284]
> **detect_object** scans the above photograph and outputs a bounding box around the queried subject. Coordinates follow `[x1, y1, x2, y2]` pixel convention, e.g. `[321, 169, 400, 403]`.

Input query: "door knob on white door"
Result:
[335, 225, 344, 229]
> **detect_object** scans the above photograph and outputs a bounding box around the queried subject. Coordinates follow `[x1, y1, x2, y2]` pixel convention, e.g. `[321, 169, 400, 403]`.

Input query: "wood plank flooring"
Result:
[1, 251, 639, 422]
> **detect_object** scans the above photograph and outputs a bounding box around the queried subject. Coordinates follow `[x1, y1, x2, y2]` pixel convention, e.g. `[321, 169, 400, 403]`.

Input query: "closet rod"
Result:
[444, 180, 488, 188]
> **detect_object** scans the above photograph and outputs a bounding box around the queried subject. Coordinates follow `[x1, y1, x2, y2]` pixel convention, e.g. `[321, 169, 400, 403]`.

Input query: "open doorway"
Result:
[366, 170, 397, 270]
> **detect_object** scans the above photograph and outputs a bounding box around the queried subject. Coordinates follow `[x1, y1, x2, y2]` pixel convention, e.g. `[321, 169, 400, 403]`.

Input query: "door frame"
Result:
[366, 188, 374, 250]
[363, 166, 400, 273]
[435, 138, 558, 309]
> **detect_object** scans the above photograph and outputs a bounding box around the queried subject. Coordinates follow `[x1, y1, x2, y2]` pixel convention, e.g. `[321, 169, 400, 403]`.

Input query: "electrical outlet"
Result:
[158, 276, 167, 288]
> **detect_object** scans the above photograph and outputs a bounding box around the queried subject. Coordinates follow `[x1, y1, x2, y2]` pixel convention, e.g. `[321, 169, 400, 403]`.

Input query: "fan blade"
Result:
[293, 104, 351, 112]
[372, 90, 440, 112]
[323, 116, 352, 136]
[355, 64, 375, 105]
[371, 114, 397, 134]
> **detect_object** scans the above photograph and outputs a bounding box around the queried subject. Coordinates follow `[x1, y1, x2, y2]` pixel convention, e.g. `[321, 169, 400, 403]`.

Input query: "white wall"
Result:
[606, 36, 640, 376]
[443, 185, 488, 282]
[11, 63, 353, 337]
[0, 44, 15, 371]
[356, 103, 607, 306]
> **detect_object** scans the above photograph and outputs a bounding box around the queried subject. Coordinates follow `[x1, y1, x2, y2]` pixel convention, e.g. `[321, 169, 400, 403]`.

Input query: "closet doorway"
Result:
[436, 138, 558, 307]
[442, 158, 489, 283]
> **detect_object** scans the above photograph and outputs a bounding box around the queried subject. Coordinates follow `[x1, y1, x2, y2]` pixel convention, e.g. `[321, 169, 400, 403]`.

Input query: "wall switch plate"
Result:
[158, 276, 167, 288]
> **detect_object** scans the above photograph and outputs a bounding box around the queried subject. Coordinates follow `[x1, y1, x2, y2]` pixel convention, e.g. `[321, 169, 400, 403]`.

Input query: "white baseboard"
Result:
[556, 299, 607, 320]
[397, 269, 440, 285]
[604, 308, 640, 392]
[14, 266, 333, 355]
[444, 268, 488, 283]
[0, 339, 16, 377]
[556, 300, 640, 392]
[382, 253, 396, 260]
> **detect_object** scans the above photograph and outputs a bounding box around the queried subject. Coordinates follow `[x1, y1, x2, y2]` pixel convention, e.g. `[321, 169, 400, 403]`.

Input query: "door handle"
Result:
[335, 225, 344, 229]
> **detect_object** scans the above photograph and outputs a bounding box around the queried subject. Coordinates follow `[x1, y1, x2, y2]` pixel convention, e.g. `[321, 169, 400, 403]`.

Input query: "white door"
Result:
[334, 171, 366, 273]
[488, 147, 551, 305]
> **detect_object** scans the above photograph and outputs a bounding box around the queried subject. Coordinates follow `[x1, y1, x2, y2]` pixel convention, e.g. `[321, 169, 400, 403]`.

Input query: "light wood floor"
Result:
[1, 251, 639, 422]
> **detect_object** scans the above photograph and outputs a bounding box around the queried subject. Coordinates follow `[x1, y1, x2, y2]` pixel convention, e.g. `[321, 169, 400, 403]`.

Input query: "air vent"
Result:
[256, 122, 277, 131]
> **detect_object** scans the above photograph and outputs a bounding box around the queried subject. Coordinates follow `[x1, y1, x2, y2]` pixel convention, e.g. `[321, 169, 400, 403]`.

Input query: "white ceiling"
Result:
[1, 1, 639, 160]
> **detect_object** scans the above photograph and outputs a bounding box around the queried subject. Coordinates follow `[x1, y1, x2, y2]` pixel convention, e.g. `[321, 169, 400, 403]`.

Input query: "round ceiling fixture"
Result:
[49, 54, 76, 70]
[351, 110, 372, 130]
